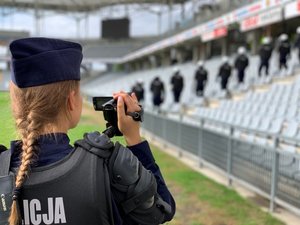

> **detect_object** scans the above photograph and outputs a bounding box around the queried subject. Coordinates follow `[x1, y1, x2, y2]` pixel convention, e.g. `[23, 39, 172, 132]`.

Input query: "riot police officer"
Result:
[170, 67, 184, 103]
[258, 37, 273, 77]
[218, 56, 232, 90]
[1, 38, 175, 225]
[131, 79, 145, 102]
[294, 27, 300, 63]
[150, 76, 165, 107]
[234, 47, 249, 84]
[278, 33, 291, 72]
[194, 61, 208, 97]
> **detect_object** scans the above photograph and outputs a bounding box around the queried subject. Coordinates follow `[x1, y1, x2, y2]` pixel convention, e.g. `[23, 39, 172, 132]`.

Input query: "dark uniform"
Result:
[234, 54, 249, 83]
[0, 144, 6, 153]
[278, 40, 291, 71]
[131, 82, 144, 102]
[258, 44, 273, 76]
[8, 133, 175, 225]
[194, 66, 208, 97]
[170, 72, 184, 103]
[150, 77, 165, 107]
[218, 62, 232, 90]
[294, 34, 300, 62]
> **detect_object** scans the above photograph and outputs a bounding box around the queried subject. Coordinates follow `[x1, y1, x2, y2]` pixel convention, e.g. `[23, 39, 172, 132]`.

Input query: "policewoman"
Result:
[2, 38, 175, 225]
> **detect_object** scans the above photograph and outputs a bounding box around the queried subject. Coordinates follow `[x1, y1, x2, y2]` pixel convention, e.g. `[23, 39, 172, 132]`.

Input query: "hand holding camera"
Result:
[114, 92, 142, 146]
[93, 91, 143, 146]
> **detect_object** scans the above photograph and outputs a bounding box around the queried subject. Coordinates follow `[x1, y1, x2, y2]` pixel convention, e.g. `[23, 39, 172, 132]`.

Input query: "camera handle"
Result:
[103, 124, 116, 138]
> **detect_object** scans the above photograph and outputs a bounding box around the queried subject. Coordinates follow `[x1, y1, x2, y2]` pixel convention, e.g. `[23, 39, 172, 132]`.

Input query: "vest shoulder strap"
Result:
[0, 145, 7, 154]
[74, 132, 116, 225]
[74, 131, 114, 159]
[0, 149, 11, 176]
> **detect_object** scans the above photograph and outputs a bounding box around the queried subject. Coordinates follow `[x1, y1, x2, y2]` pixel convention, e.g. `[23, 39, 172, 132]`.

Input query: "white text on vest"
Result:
[23, 197, 66, 225]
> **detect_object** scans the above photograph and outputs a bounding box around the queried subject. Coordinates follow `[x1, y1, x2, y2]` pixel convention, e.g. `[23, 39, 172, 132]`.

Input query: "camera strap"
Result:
[126, 106, 144, 122]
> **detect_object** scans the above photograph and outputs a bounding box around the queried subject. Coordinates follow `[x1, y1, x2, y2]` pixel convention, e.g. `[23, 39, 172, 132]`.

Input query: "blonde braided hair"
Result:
[9, 80, 79, 225]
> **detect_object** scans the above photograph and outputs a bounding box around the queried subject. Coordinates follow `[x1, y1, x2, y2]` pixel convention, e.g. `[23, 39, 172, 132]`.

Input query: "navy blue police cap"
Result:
[10, 37, 83, 88]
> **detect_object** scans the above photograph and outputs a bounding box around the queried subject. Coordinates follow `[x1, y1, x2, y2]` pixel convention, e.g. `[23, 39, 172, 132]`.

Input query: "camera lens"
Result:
[104, 105, 114, 111]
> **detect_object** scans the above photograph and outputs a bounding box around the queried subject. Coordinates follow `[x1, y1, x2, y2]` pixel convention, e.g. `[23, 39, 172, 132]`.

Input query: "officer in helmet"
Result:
[294, 26, 300, 62]
[258, 37, 273, 76]
[131, 79, 145, 102]
[1, 38, 175, 225]
[234, 47, 249, 84]
[150, 76, 165, 107]
[170, 67, 184, 103]
[278, 33, 291, 71]
[194, 60, 208, 97]
[218, 56, 232, 90]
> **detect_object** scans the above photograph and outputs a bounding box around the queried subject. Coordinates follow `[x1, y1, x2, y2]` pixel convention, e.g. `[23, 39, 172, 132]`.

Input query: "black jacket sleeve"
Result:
[108, 141, 175, 225]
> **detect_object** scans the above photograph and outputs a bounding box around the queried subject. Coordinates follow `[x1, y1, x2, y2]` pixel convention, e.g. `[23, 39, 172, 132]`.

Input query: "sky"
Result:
[0, 2, 196, 39]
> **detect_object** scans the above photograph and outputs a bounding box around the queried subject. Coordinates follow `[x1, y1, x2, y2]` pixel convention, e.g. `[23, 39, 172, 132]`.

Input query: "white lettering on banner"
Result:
[240, 6, 282, 32]
[232, 1, 264, 22]
[267, 0, 292, 7]
[241, 16, 259, 31]
[284, 0, 300, 19]
[23, 198, 66, 225]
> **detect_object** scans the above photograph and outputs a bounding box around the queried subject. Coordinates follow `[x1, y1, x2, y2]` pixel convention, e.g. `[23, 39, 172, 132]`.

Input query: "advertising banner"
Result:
[201, 27, 228, 42]
[240, 6, 282, 32]
[284, 0, 300, 19]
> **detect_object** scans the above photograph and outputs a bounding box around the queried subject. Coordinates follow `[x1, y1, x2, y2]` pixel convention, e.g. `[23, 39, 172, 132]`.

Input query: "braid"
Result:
[9, 109, 42, 225]
[15, 113, 41, 187]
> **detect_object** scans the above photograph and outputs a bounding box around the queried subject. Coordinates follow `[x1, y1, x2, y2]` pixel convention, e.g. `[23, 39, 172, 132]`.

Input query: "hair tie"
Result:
[12, 187, 22, 201]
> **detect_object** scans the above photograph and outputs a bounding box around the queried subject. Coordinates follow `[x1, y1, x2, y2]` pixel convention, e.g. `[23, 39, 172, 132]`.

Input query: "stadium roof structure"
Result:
[0, 0, 188, 12]
[80, 37, 159, 63]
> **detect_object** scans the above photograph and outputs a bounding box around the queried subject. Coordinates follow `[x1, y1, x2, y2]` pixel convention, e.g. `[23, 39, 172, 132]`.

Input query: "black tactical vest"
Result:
[3, 132, 173, 225]
[18, 146, 114, 225]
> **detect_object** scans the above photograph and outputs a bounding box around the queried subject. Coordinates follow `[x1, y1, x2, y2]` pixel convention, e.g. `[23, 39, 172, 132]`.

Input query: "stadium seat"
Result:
[249, 116, 261, 130]
[281, 121, 299, 139]
[269, 118, 284, 135]
[257, 117, 272, 133]
[240, 115, 252, 128]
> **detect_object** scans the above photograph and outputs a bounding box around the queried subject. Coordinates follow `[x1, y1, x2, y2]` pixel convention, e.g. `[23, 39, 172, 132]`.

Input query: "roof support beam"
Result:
[0, 0, 188, 13]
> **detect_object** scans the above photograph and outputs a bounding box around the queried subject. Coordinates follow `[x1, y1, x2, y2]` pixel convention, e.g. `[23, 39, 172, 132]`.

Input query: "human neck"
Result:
[40, 122, 69, 135]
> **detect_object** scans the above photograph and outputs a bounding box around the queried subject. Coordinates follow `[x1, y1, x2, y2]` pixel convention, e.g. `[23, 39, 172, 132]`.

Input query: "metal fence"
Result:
[142, 111, 300, 215]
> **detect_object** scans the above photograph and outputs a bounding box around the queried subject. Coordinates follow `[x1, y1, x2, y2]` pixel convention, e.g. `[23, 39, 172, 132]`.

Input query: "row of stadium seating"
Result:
[183, 76, 300, 154]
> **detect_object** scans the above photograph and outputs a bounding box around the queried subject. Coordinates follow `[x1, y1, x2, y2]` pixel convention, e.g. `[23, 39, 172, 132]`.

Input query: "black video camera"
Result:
[93, 97, 122, 137]
[92, 96, 144, 138]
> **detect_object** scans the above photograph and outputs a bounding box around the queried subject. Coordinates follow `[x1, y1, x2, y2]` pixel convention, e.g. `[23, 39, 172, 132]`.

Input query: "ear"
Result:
[67, 90, 76, 111]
